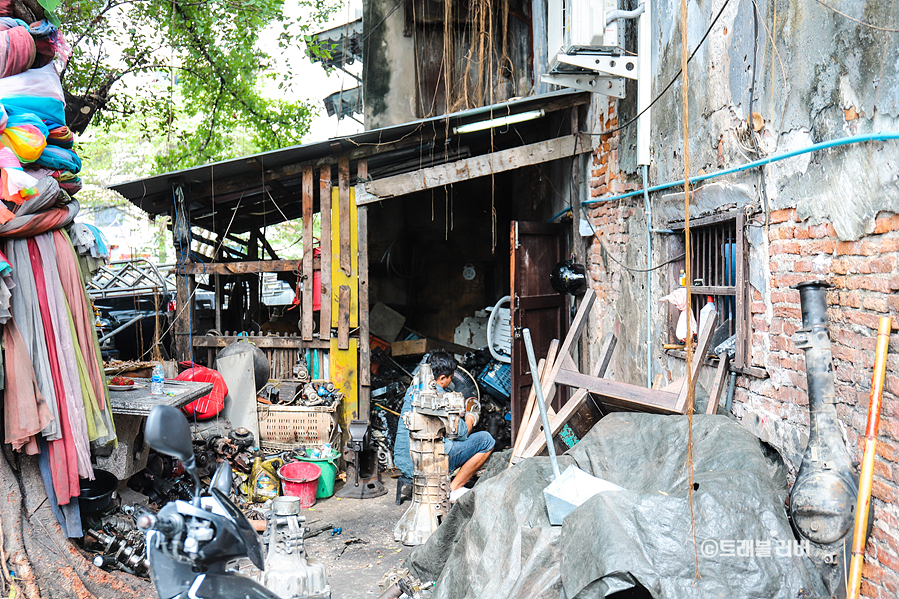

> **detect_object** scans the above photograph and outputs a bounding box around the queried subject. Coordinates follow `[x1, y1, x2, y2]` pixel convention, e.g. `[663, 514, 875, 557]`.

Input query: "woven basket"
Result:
[257, 403, 339, 452]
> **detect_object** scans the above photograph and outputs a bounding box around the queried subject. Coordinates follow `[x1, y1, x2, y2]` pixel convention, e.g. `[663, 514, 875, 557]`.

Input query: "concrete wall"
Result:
[363, 0, 418, 129]
[580, 1, 899, 596]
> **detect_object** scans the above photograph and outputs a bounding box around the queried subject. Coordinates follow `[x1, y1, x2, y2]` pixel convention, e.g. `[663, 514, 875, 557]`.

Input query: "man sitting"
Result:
[393, 350, 495, 501]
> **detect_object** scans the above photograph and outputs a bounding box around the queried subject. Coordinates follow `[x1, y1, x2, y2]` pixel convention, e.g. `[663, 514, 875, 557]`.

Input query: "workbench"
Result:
[97, 379, 215, 480]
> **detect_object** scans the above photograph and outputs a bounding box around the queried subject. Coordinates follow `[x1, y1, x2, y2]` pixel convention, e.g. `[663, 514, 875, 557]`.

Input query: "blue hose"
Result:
[550, 131, 899, 222]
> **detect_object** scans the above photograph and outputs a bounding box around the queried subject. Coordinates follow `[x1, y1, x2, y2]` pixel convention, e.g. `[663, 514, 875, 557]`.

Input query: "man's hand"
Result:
[465, 397, 480, 429]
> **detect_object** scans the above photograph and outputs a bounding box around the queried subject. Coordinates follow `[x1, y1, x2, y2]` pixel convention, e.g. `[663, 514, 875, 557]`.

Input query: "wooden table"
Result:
[108, 379, 215, 417]
[99, 379, 214, 479]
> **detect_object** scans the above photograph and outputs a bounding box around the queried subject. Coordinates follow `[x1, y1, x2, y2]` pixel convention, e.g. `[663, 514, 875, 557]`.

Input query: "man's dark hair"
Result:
[427, 349, 457, 379]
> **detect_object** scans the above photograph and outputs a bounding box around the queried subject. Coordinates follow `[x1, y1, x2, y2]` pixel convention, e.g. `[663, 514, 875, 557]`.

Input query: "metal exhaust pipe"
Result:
[789, 281, 866, 599]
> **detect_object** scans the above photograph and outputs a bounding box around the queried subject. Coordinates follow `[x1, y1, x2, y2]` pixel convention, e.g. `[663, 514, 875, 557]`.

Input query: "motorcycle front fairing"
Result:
[147, 489, 267, 599]
[182, 572, 281, 599]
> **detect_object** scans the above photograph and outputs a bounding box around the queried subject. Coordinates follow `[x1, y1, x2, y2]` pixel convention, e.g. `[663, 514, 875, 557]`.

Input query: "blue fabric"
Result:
[3, 97, 66, 127]
[35, 144, 81, 173]
[446, 431, 495, 471]
[37, 437, 83, 538]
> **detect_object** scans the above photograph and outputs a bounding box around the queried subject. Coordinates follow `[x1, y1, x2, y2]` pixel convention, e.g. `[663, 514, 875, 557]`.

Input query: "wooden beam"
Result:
[362, 133, 592, 202]
[674, 306, 717, 413]
[302, 167, 314, 341]
[256, 229, 280, 260]
[521, 333, 618, 459]
[337, 285, 351, 350]
[338, 157, 351, 275]
[357, 159, 371, 392]
[192, 336, 330, 349]
[180, 260, 302, 275]
[510, 339, 559, 465]
[706, 355, 730, 415]
[554, 368, 681, 414]
[320, 166, 333, 337]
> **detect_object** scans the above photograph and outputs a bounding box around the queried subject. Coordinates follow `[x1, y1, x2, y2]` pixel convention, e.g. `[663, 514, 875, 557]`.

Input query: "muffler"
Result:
[789, 281, 868, 599]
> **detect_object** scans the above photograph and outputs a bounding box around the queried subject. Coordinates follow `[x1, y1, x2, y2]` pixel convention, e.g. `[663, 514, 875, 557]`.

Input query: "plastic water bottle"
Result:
[150, 365, 165, 395]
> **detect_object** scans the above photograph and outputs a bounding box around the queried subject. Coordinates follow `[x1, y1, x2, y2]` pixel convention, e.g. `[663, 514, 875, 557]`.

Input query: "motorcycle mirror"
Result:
[210, 461, 233, 496]
[145, 405, 201, 500]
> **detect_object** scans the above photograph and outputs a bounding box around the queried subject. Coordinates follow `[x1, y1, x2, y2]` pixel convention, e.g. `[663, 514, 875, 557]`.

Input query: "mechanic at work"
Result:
[393, 349, 495, 502]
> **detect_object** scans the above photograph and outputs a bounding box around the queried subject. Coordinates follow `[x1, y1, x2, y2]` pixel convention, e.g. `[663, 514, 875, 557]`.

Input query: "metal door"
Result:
[510, 221, 569, 439]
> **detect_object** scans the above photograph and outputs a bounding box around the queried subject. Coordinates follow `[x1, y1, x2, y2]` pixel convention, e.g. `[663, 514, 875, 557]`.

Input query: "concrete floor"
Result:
[303, 473, 413, 599]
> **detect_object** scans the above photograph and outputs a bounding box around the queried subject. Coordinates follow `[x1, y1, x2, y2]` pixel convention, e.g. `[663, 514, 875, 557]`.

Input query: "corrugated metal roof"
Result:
[109, 89, 588, 233]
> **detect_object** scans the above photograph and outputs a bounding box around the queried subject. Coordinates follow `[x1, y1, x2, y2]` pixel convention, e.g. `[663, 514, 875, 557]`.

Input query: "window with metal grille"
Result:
[667, 210, 750, 369]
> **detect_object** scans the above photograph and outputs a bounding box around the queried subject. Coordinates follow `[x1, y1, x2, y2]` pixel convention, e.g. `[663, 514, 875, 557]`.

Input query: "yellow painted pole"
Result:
[846, 316, 892, 599]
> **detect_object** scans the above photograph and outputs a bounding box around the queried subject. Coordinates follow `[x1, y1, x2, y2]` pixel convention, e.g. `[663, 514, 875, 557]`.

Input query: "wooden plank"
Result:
[338, 157, 351, 275]
[302, 166, 314, 340]
[510, 339, 558, 465]
[674, 305, 717, 413]
[363, 133, 593, 201]
[391, 339, 436, 357]
[331, 185, 358, 329]
[256, 229, 280, 260]
[330, 337, 358, 447]
[538, 288, 596, 411]
[181, 260, 301, 275]
[554, 368, 681, 414]
[735, 210, 748, 369]
[706, 355, 730, 415]
[192, 336, 330, 349]
[512, 340, 560, 464]
[320, 166, 332, 337]
[337, 285, 351, 350]
[357, 159, 370, 390]
[521, 333, 617, 459]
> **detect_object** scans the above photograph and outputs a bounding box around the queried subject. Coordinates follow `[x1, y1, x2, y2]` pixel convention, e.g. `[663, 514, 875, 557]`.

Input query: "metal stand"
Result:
[335, 420, 387, 499]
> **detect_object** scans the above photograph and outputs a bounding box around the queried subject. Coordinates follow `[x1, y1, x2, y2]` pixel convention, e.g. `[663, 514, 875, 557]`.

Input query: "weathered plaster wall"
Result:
[581, 1, 899, 596]
[363, 0, 417, 129]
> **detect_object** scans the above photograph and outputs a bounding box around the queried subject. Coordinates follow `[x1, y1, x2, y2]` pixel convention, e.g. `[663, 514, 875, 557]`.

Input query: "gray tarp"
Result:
[406, 413, 827, 599]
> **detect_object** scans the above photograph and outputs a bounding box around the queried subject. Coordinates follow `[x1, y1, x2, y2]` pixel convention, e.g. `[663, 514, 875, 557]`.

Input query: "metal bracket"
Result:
[541, 73, 625, 97]
[557, 53, 640, 80]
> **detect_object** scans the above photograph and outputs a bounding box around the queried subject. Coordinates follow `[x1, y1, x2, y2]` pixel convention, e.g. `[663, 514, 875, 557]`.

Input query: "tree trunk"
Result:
[0, 448, 154, 599]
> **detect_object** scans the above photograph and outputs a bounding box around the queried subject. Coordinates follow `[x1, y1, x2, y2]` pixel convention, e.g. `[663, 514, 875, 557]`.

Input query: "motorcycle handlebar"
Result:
[137, 513, 184, 536]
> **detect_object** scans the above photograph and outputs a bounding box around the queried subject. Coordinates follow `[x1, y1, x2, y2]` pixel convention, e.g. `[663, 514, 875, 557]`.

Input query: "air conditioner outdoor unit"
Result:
[542, 0, 651, 165]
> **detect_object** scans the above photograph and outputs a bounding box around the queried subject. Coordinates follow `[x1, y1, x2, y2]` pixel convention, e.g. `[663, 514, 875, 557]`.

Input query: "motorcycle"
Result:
[137, 404, 279, 599]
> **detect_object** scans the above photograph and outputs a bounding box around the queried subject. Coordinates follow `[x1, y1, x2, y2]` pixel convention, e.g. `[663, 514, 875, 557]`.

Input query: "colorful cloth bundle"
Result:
[35, 144, 79, 173]
[0, 111, 48, 162]
[0, 146, 38, 207]
[0, 25, 35, 77]
[46, 122, 72, 148]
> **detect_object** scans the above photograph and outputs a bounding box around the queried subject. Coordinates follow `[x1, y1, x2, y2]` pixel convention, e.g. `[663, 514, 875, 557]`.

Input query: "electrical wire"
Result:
[814, 0, 899, 32]
[586, 0, 732, 139]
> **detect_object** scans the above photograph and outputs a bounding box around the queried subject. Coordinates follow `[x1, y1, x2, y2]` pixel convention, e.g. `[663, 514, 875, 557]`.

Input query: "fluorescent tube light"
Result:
[452, 109, 546, 134]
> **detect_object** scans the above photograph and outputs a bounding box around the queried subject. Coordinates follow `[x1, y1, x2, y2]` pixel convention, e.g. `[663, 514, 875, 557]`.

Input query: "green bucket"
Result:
[295, 450, 339, 498]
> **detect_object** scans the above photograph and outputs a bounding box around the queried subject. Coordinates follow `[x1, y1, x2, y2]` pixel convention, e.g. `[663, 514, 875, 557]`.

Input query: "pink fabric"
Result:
[0, 26, 36, 78]
[3, 318, 52, 452]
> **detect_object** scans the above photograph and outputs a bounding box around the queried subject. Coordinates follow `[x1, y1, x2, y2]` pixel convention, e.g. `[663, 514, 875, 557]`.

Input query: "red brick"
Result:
[770, 239, 802, 254]
[873, 213, 899, 234]
[769, 208, 796, 224]
[800, 239, 836, 255]
[863, 296, 890, 312]
[773, 305, 802, 320]
[872, 477, 898, 503]
[873, 457, 893, 481]
[859, 580, 879, 599]
[849, 311, 888, 331]
[768, 227, 794, 241]
[751, 316, 768, 331]
[750, 301, 766, 314]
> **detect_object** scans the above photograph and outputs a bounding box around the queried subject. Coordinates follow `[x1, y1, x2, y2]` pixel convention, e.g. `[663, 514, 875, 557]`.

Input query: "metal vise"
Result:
[393, 364, 466, 546]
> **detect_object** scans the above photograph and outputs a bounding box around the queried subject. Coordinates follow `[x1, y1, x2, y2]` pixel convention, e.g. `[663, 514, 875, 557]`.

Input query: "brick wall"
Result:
[733, 208, 899, 599]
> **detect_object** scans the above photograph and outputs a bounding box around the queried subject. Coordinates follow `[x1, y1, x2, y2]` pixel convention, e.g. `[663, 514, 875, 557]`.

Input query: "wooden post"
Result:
[319, 166, 332, 337]
[301, 166, 314, 340]
[338, 157, 351, 275]
[357, 160, 371, 421]
[248, 230, 260, 329]
[171, 179, 194, 362]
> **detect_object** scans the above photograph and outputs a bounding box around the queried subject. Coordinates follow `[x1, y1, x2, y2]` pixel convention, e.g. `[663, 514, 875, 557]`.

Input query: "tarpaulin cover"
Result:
[406, 413, 827, 599]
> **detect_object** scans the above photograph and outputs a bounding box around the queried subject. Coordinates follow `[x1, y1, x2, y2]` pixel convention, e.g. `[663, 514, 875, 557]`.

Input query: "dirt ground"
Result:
[303, 473, 412, 599]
